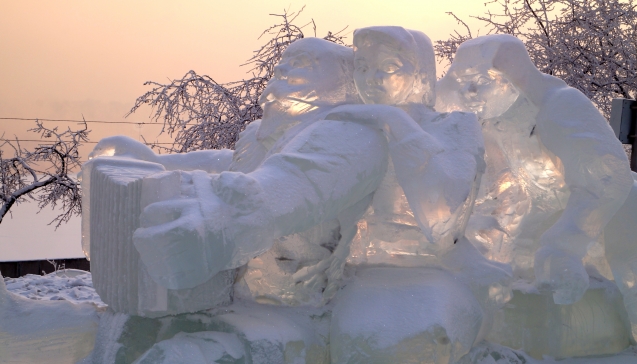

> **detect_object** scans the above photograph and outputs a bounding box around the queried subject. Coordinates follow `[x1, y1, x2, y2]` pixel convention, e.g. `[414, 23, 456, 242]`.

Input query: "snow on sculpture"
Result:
[436, 34, 634, 305]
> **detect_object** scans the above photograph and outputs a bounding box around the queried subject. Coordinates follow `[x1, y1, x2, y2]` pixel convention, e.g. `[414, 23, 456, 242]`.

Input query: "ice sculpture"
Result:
[73, 30, 637, 363]
[437, 34, 634, 305]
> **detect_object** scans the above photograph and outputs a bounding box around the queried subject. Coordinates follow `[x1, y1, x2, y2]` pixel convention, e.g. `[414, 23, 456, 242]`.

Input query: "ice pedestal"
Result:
[488, 274, 632, 359]
[330, 267, 484, 364]
[605, 172, 637, 332]
[83, 157, 236, 317]
[0, 274, 99, 364]
[91, 301, 330, 364]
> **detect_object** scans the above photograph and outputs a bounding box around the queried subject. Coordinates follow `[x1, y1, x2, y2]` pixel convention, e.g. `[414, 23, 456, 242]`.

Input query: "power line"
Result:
[0, 138, 175, 145]
[0, 117, 162, 126]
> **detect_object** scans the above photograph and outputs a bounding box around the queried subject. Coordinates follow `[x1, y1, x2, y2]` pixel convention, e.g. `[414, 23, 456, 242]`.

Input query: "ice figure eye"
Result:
[476, 76, 492, 86]
[383, 64, 400, 73]
[355, 60, 368, 72]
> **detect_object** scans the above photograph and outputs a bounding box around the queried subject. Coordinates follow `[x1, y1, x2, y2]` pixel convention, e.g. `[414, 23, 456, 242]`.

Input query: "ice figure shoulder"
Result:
[437, 34, 633, 305]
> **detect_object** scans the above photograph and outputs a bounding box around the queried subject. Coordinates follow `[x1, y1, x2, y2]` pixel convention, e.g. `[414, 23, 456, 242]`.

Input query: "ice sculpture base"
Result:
[488, 275, 632, 359]
[330, 267, 484, 364]
[91, 301, 331, 364]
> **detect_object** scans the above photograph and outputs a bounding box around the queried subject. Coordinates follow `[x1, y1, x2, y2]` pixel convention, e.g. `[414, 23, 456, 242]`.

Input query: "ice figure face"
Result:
[353, 40, 417, 105]
[454, 67, 519, 119]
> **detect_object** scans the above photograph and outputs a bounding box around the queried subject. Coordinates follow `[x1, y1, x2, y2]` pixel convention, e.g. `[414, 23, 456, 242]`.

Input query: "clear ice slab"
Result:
[83, 157, 236, 317]
[488, 274, 632, 359]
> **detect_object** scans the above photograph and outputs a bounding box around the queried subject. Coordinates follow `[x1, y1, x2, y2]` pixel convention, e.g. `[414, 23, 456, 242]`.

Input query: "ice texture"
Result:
[330, 267, 484, 364]
[92, 301, 330, 363]
[0, 273, 99, 364]
[488, 273, 632, 359]
[437, 34, 633, 305]
[605, 172, 637, 329]
[82, 156, 236, 317]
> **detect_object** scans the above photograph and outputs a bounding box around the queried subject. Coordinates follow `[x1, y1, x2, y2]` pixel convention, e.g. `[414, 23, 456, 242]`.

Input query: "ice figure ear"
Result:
[408, 30, 436, 107]
[339, 55, 362, 104]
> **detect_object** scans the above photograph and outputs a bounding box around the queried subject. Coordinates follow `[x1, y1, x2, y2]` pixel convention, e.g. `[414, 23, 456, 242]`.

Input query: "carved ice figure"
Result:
[83, 38, 366, 315]
[130, 37, 387, 295]
[325, 26, 511, 364]
[436, 34, 634, 306]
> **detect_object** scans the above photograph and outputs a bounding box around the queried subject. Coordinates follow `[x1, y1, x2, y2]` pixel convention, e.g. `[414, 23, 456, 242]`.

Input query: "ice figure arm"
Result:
[534, 87, 633, 303]
[134, 120, 388, 289]
[399, 111, 485, 249]
[327, 105, 485, 249]
[89, 135, 233, 173]
[248, 119, 388, 236]
[156, 150, 233, 173]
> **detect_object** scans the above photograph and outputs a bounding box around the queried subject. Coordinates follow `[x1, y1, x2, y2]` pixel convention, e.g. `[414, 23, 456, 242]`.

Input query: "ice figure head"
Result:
[437, 35, 521, 118]
[257, 38, 357, 145]
[353, 26, 436, 107]
[258, 38, 357, 121]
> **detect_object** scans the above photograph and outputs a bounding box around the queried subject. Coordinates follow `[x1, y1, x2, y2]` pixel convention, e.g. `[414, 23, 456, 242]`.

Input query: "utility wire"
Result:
[0, 117, 162, 126]
[0, 138, 175, 145]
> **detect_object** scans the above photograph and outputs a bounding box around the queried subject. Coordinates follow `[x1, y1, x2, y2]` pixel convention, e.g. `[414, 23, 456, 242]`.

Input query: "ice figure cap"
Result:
[438, 34, 566, 111]
[353, 26, 436, 107]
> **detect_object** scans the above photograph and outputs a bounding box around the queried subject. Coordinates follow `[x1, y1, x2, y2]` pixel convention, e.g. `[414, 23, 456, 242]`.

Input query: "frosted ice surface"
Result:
[437, 34, 633, 305]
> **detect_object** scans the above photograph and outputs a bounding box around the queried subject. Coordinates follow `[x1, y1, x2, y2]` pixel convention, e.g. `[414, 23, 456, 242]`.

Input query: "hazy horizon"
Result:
[0, 0, 488, 160]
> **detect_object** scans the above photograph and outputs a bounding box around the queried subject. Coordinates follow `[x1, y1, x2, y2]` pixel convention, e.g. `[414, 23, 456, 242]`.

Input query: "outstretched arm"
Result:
[535, 87, 633, 303]
[134, 120, 389, 289]
[89, 135, 232, 173]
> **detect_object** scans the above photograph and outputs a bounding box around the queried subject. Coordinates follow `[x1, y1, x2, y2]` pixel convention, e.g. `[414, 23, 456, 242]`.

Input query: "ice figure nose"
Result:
[461, 82, 478, 97]
[274, 64, 288, 80]
[367, 71, 383, 86]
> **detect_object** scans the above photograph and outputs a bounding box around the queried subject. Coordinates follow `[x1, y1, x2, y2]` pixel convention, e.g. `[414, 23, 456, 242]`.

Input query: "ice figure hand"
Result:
[134, 198, 217, 290]
[134, 171, 275, 290]
[534, 245, 589, 305]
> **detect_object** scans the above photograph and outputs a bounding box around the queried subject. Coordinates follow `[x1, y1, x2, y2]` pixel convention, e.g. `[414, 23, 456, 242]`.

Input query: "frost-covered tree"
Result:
[128, 8, 347, 152]
[0, 121, 88, 227]
[435, 0, 637, 119]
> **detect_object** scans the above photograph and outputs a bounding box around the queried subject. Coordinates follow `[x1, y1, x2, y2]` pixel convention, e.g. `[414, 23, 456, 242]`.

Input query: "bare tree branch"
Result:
[0, 121, 89, 227]
[127, 8, 348, 153]
[435, 0, 637, 119]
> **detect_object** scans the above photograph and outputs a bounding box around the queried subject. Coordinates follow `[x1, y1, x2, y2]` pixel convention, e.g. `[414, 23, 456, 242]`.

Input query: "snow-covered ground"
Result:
[4, 269, 104, 307]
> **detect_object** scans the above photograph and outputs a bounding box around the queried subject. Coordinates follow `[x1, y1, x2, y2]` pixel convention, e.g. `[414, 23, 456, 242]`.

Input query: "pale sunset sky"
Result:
[0, 0, 489, 159]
